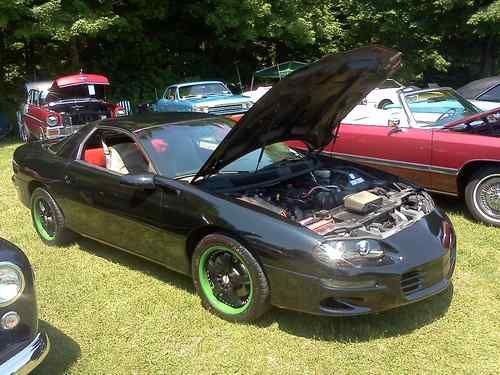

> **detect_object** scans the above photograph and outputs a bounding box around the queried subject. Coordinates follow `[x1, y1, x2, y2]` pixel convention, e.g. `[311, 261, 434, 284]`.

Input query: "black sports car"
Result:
[12, 46, 456, 322]
[0, 238, 49, 372]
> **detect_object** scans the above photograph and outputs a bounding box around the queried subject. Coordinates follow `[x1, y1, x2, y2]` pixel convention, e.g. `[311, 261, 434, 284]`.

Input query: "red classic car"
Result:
[17, 73, 126, 142]
[283, 87, 500, 226]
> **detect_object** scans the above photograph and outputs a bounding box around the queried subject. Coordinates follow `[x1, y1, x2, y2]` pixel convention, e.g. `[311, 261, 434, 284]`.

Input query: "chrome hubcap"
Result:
[478, 180, 500, 218]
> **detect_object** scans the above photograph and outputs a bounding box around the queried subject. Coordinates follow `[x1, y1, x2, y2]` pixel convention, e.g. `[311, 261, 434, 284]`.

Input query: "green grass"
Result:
[0, 138, 499, 374]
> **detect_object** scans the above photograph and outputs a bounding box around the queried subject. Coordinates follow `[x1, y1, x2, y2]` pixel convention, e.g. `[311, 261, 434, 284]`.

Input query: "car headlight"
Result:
[193, 106, 209, 113]
[115, 109, 126, 117]
[46, 115, 59, 127]
[244, 101, 254, 109]
[313, 239, 392, 268]
[0, 263, 25, 307]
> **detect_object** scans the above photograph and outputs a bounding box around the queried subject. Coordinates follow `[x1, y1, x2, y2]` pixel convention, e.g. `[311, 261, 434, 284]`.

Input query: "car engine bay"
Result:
[228, 166, 434, 238]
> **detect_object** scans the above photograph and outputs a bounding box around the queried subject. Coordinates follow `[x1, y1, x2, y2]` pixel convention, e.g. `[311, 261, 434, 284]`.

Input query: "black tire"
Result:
[192, 233, 270, 322]
[31, 187, 75, 246]
[465, 168, 500, 226]
[378, 99, 393, 109]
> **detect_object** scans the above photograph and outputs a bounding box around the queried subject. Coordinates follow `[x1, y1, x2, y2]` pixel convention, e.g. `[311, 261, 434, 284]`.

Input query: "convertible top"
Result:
[457, 76, 500, 99]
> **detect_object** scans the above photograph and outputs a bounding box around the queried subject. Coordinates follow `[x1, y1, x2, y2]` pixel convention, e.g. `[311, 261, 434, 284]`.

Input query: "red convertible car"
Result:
[17, 73, 126, 142]
[289, 87, 500, 226]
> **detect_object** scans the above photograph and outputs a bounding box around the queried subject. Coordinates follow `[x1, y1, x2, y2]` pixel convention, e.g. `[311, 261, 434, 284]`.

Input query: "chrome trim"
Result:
[425, 189, 458, 197]
[0, 332, 50, 375]
[328, 152, 458, 176]
[23, 114, 44, 124]
[0, 262, 26, 308]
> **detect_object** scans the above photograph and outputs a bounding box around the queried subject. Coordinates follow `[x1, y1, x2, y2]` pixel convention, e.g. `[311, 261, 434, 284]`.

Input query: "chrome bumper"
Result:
[0, 332, 50, 375]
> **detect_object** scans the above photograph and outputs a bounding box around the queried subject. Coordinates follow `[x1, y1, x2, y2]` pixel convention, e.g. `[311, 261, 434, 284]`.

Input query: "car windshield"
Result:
[403, 89, 480, 127]
[44, 84, 107, 102]
[178, 83, 231, 99]
[137, 120, 303, 178]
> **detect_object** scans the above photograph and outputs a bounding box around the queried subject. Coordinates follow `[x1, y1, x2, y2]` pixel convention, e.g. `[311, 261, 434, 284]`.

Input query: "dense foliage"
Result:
[1, 0, 499, 120]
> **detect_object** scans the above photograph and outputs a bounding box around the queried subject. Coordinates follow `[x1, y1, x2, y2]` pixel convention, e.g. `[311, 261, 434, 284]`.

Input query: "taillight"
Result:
[114, 106, 126, 117]
[440, 220, 453, 250]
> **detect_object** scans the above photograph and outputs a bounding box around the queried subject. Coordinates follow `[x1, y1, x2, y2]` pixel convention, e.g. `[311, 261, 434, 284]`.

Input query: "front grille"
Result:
[401, 270, 423, 296]
[208, 104, 245, 115]
[62, 112, 111, 126]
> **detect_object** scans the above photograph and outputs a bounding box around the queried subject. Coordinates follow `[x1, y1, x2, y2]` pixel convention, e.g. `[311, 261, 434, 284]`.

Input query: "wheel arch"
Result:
[457, 160, 500, 196]
[186, 225, 261, 266]
[28, 180, 48, 199]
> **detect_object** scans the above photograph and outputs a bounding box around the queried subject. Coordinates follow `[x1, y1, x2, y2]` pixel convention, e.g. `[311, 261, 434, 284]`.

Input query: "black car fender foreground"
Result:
[0, 238, 50, 373]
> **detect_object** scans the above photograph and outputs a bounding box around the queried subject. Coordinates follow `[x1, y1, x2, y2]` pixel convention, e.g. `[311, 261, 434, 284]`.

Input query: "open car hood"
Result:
[194, 46, 402, 180]
[52, 73, 110, 88]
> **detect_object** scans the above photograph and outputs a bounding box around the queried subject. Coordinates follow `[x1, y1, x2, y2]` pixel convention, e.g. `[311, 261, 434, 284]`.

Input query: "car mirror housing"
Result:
[388, 114, 401, 128]
[120, 174, 156, 190]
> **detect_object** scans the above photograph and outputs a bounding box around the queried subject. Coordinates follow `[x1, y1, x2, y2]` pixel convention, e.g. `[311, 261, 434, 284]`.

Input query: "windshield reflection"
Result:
[402, 89, 480, 127]
[137, 121, 303, 178]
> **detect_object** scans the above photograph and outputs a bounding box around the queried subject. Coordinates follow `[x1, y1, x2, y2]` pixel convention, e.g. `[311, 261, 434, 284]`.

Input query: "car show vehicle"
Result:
[12, 46, 455, 322]
[361, 79, 405, 109]
[17, 73, 126, 142]
[306, 87, 500, 226]
[457, 75, 500, 111]
[0, 238, 49, 373]
[155, 81, 254, 115]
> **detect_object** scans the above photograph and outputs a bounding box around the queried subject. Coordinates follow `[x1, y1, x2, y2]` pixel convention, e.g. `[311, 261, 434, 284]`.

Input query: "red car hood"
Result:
[195, 45, 402, 180]
[52, 73, 110, 88]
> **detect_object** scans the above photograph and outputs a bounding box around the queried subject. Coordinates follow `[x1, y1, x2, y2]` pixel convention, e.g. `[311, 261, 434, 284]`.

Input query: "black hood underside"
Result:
[195, 45, 402, 180]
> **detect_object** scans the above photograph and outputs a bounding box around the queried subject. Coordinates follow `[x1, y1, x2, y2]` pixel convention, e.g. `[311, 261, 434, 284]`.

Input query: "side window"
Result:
[166, 87, 176, 100]
[80, 128, 153, 175]
[478, 85, 500, 103]
[27, 90, 34, 105]
[33, 90, 40, 106]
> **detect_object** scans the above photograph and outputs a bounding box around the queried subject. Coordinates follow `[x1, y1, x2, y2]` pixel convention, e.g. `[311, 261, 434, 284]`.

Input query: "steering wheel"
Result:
[435, 108, 457, 124]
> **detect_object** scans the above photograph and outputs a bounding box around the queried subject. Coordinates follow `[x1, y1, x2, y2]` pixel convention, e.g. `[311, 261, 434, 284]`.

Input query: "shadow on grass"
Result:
[75, 237, 195, 294]
[74, 236, 454, 342]
[0, 135, 21, 148]
[431, 194, 473, 221]
[258, 284, 454, 342]
[32, 321, 81, 374]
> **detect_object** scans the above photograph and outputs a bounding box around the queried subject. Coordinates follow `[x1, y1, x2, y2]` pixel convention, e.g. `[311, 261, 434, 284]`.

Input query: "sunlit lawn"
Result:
[0, 138, 499, 374]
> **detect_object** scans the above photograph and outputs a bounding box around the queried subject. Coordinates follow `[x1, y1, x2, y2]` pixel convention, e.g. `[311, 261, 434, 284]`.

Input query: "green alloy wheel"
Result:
[33, 197, 56, 241]
[192, 234, 270, 322]
[31, 187, 75, 246]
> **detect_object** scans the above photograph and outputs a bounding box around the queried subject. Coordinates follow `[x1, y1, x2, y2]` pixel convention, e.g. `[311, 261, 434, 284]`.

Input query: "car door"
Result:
[157, 87, 179, 112]
[25, 90, 46, 139]
[330, 108, 433, 188]
[59, 128, 188, 269]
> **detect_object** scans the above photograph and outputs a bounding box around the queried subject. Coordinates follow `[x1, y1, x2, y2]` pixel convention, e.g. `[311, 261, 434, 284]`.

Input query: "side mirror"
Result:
[120, 174, 156, 190]
[388, 116, 401, 128]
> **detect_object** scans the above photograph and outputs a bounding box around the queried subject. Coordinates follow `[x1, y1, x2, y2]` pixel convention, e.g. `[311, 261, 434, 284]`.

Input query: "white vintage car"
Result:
[360, 79, 405, 109]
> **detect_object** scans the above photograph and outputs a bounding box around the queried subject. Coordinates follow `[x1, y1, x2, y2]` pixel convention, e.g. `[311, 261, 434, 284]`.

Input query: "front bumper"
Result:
[42, 124, 86, 140]
[0, 332, 50, 374]
[265, 211, 457, 317]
